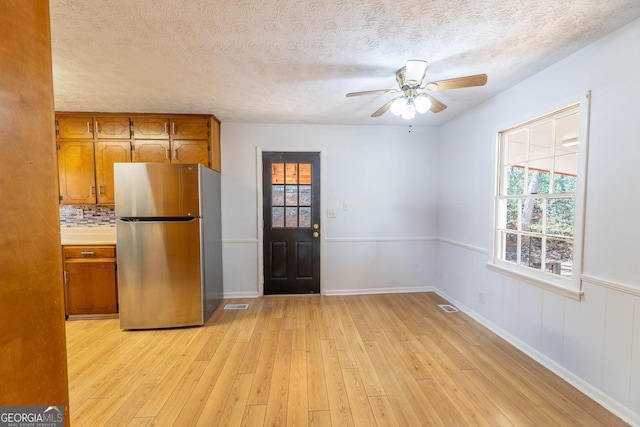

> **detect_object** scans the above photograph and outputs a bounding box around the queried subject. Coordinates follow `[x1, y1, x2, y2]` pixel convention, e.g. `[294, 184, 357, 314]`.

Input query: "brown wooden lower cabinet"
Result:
[63, 245, 118, 318]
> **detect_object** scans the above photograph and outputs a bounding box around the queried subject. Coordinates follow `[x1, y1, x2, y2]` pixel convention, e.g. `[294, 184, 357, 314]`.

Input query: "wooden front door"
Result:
[263, 152, 320, 294]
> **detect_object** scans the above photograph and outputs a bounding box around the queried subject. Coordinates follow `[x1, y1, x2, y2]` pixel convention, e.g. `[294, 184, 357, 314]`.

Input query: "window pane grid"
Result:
[496, 108, 579, 278]
[271, 162, 313, 229]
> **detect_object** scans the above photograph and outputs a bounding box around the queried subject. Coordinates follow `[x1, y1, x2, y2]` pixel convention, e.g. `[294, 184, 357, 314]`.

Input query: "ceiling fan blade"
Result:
[427, 95, 447, 113]
[371, 98, 396, 117]
[425, 74, 487, 91]
[346, 89, 398, 97]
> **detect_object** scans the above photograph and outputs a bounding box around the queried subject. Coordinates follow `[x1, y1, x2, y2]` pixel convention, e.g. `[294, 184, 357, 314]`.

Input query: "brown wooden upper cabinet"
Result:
[57, 140, 97, 205]
[56, 116, 95, 139]
[131, 116, 212, 167]
[95, 116, 132, 139]
[56, 113, 220, 205]
[57, 116, 132, 139]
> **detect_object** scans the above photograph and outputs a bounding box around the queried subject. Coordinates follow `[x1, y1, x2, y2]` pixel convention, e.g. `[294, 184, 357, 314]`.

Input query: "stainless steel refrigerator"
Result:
[114, 163, 223, 329]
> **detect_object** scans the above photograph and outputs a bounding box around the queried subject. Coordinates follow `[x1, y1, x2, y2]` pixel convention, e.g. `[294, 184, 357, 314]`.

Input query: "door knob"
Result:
[313, 232, 319, 238]
[313, 223, 319, 230]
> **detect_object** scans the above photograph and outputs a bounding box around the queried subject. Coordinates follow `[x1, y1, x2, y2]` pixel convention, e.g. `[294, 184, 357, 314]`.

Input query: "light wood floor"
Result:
[65, 292, 627, 426]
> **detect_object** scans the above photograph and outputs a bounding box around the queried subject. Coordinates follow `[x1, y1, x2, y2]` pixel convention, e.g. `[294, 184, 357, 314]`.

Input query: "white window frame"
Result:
[488, 93, 591, 300]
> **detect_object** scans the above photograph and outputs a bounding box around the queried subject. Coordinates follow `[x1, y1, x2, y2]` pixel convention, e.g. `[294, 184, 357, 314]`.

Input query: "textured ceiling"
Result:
[49, 0, 640, 126]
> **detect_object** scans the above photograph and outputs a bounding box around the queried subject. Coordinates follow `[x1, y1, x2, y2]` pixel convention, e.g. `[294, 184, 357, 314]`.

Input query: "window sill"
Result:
[486, 262, 583, 301]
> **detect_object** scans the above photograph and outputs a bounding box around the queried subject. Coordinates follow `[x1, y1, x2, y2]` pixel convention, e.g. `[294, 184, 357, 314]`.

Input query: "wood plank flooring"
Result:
[65, 292, 627, 426]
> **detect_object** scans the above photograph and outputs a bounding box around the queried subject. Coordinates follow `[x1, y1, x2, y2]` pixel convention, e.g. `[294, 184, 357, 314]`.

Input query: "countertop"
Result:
[60, 227, 116, 245]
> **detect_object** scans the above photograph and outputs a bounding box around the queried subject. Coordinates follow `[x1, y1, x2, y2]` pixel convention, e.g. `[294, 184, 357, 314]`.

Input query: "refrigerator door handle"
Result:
[118, 217, 199, 222]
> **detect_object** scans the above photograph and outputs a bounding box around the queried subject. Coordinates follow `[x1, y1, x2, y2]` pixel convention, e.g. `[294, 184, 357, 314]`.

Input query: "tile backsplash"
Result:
[60, 205, 115, 227]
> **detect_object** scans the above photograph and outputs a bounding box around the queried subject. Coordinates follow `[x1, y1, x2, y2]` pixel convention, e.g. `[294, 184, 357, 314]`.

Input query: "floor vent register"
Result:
[438, 304, 459, 313]
[224, 303, 250, 310]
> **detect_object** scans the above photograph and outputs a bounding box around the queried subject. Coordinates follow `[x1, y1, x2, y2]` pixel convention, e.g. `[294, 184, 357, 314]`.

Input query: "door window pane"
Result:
[299, 164, 311, 184]
[272, 207, 284, 228]
[286, 207, 298, 227]
[285, 186, 298, 206]
[299, 185, 311, 206]
[272, 163, 285, 184]
[286, 163, 298, 183]
[272, 185, 284, 206]
[300, 207, 311, 228]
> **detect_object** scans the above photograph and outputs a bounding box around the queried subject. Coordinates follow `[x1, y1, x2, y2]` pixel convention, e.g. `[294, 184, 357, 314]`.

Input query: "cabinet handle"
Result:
[87, 121, 92, 134]
[90, 185, 95, 196]
[174, 149, 178, 159]
[95, 121, 100, 134]
[63, 271, 68, 284]
[165, 148, 170, 159]
[80, 251, 96, 256]
[98, 185, 104, 195]
[164, 122, 168, 134]
[172, 122, 176, 135]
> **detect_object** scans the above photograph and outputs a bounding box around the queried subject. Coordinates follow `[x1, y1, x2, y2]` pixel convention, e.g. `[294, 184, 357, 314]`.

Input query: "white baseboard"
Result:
[323, 285, 435, 296]
[222, 291, 260, 299]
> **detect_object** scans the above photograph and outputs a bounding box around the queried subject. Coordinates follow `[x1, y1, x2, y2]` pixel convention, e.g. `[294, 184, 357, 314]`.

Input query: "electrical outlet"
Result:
[74, 208, 83, 219]
[343, 202, 349, 211]
[478, 292, 485, 304]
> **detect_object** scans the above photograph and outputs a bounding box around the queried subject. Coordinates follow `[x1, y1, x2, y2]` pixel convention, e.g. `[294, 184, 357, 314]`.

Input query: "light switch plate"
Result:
[327, 209, 336, 218]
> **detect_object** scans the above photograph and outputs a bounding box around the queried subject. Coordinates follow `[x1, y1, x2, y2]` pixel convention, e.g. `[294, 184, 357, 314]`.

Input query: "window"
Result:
[491, 101, 588, 298]
[270, 162, 313, 228]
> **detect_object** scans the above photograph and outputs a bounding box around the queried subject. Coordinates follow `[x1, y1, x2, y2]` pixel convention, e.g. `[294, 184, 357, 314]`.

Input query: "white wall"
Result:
[220, 123, 439, 297]
[436, 17, 640, 425]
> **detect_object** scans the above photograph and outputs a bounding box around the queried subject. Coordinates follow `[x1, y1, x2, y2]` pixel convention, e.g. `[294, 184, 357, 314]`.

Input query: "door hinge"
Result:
[59, 195, 63, 202]
[207, 145, 211, 151]
[56, 144, 60, 150]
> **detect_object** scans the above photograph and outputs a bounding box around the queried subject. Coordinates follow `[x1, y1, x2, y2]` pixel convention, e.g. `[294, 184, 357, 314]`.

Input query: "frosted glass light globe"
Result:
[401, 101, 416, 120]
[414, 95, 432, 114]
[390, 98, 405, 116]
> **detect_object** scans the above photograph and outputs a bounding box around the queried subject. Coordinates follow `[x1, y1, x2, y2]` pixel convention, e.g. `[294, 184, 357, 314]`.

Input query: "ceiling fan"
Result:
[346, 60, 487, 119]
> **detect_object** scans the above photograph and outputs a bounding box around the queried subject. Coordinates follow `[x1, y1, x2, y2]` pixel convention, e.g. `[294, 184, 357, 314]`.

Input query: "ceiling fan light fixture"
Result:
[414, 95, 432, 114]
[390, 97, 405, 116]
[401, 99, 416, 120]
[404, 60, 428, 85]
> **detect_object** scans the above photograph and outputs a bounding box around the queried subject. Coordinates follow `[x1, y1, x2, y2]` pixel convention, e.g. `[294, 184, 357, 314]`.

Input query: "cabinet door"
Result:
[58, 141, 96, 204]
[95, 141, 131, 204]
[95, 116, 131, 139]
[170, 117, 209, 139]
[57, 116, 94, 139]
[132, 140, 171, 163]
[64, 260, 117, 315]
[172, 140, 210, 167]
[131, 116, 170, 139]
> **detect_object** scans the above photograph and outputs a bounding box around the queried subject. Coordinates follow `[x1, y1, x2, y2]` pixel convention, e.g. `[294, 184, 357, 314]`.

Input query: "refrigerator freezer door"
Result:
[114, 163, 200, 218]
[117, 218, 203, 329]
